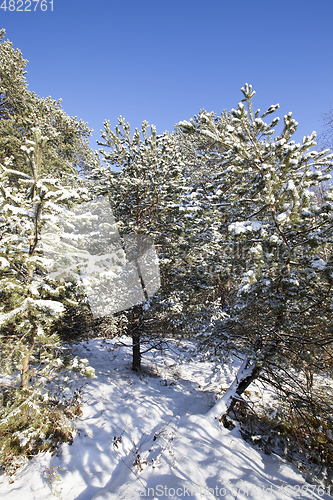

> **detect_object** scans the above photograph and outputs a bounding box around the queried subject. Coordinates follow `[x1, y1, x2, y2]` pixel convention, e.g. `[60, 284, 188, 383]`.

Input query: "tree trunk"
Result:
[131, 304, 143, 371]
[132, 332, 141, 372]
[21, 334, 35, 388]
[207, 357, 261, 420]
[126, 235, 149, 372]
[207, 340, 281, 422]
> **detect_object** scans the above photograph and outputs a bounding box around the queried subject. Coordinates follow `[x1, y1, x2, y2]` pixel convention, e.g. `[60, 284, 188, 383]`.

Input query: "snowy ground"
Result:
[1, 337, 332, 500]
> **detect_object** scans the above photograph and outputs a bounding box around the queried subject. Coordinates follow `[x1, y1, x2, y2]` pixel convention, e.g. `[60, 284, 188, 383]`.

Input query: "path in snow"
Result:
[1, 337, 331, 500]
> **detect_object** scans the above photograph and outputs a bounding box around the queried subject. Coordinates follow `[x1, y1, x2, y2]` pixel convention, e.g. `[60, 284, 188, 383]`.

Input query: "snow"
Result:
[269, 235, 280, 244]
[0, 338, 331, 500]
[311, 259, 327, 271]
[275, 138, 287, 147]
[0, 256, 10, 269]
[0, 298, 63, 324]
[228, 221, 266, 234]
[31, 299, 65, 315]
[2, 204, 30, 216]
[276, 212, 288, 223]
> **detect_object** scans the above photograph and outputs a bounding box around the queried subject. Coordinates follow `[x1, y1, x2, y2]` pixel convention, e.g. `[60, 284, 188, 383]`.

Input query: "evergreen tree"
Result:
[0, 29, 98, 470]
[0, 29, 96, 177]
[90, 117, 192, 370]
[0, 129, 94, 469]
[179, 85, 333, 430]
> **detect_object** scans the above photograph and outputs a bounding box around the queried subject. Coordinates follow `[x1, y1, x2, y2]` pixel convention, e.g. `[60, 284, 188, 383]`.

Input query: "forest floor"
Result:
[0, 336, 332, 500]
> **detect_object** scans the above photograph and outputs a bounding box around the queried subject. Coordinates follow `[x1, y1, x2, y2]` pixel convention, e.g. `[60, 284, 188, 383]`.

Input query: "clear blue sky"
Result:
[1, 0, 333, 152]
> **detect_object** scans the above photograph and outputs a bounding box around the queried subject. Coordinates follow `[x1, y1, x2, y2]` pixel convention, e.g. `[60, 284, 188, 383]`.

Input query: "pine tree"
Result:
[179, 85, 333, 428]
[0, 129, 94, 469]
[0, 28, 95, 177]
[90, 117, 193, 370]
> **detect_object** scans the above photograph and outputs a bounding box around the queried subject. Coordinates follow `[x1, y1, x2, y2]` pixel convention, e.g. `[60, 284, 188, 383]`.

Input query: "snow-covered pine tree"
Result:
[0, 129, 94, 470]
[89, 117, 195, 370]
[174, 110, 237, 335]
[0, 26, 101, 337]
[179, 85, 333, 429]
[0, 29, 95, 177]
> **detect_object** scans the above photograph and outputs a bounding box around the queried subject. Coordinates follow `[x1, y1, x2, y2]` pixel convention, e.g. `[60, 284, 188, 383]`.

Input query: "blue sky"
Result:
[1, 0, 333, 152]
